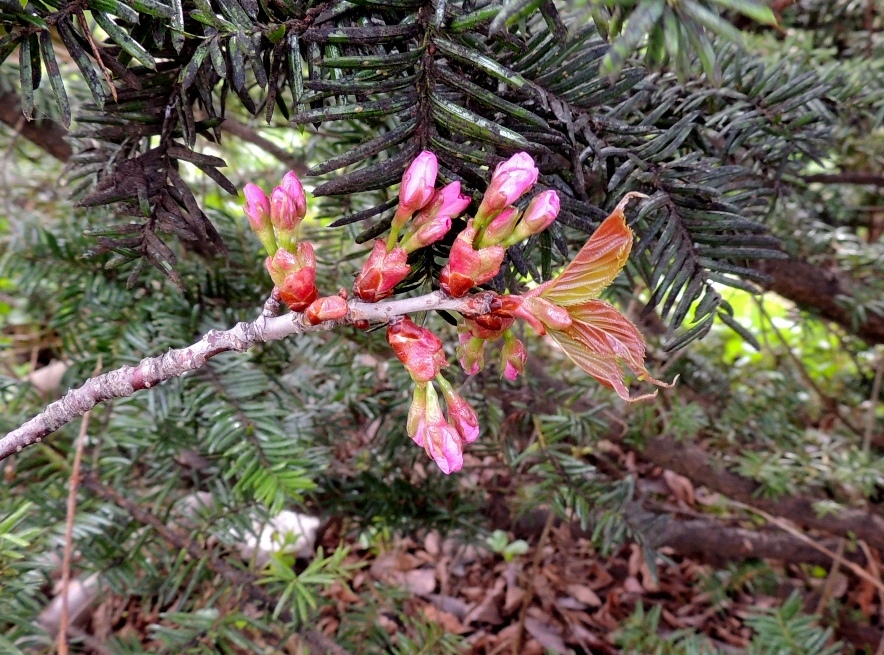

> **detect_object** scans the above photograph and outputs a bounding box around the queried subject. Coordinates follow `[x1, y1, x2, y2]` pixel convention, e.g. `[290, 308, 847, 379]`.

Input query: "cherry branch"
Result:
[0, 291, 493, 462]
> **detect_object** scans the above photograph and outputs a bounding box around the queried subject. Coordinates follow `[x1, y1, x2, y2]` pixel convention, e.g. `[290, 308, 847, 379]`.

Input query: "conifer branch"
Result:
[0, 291, 494, 462]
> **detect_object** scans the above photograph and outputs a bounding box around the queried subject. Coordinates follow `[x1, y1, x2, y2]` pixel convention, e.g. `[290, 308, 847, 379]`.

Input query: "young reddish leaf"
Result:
[567, 300, 649, 373]
[548, 298, 672, 402]
[530, 193, 646, 306]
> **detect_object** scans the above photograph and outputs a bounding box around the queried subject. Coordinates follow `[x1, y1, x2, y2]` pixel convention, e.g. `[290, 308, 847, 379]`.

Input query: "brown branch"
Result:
[642, 435, 884, 551]
[0, 291, 494, 462]
[220, 119, 308, 175]
[754, 258, 884, 345]
[0, 92, 72, 161]
[489, 499, 869, 568]
[803, 172, 884, 186]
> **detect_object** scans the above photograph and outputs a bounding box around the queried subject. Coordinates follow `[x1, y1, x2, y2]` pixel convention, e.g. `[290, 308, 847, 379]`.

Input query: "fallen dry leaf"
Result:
[663, 469, 696, 506]
[565, 583, 602, 608]
[525, 615, 569, 654]
[421, 604, 467, 634]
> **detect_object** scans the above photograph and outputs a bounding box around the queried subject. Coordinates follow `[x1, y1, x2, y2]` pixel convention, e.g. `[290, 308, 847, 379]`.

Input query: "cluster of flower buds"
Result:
[387, 317, 479, 473]
[244, 171, 307, 255]
[245, 172, 352, 321]
[245, 154, 669, 476]
[455, 310, 527, 383]
[439, 153, 561, 297]
[354, 152, 471, 302]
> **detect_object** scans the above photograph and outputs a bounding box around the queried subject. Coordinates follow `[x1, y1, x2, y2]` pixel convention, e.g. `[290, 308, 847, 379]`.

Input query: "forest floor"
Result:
[288, 443, 883, 655]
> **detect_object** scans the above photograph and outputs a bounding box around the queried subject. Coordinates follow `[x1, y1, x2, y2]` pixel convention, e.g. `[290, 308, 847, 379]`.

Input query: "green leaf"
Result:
[319, 48, 422, 70]
[433, 36, 528, 90]
[286, 31, 304, 110]
[179, 39, 209, 88]
[436, 66, 549, 129]
[18, 35, 36, 121]
[302, 23, 420, 45]
[717, 310, 761, 350]
[307, 119, 416, 176]
[93, 12, 157, 69]
[600, 0, 665, 78]
[488, 0, 544, 34]
[449, 3, 501, 32]
[170, 0, 185, 51]
[681, 13, 720, 82]
[0, 33, 19, 67]
[430, 95, 531, 148]
[290, 96, 414, 125]
[38, 30, 71, 127]
[680, 0, 744, 45]
[709, 0, 777, 25]
[87, 0, 140, 23]
[120, 0, 175, 19]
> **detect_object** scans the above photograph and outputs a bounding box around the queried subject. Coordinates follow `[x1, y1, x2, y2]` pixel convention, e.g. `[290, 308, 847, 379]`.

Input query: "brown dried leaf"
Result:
[663, 469, 696, 505]
[403, 568, 436, 596]
[524, 616, 569, 654]
[565, 584, 602, 608]
[421, 604, 467, 634]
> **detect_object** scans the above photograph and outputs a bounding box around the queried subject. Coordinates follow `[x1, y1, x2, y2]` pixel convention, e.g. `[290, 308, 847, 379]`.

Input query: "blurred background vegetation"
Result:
[0, 0, 882, 652]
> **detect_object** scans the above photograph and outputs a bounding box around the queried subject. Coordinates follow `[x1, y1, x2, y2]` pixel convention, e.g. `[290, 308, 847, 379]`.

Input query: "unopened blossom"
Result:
[244, 183, 276, 254]
[305, 295, 349, 325]
[391, 151, 439, 235]
[269, 188, 297, 251]
[280, 171, 307, 220]
[500, 332, 527, 381]
[407, 382, 428, 444]
[475, 206, 519, 248]
[386, 317, 448, 383]
[415, 381, 464, 474]
[270, 171, 307, 252]
[265, 243, 319, 312]
[398, 182, 470, 253]
[457, 331, 486, 375]
[439, 221, 505, 298]
[498, 190, 560, 248]
[353, 240, 411, 302]
[436, 375, 479, 444]
[475, 152, 539, 226]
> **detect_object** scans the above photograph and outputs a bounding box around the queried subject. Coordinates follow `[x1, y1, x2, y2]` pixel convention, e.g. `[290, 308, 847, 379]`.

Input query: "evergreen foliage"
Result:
[4, 0, 873, 342]
[1, 0, 883, 652]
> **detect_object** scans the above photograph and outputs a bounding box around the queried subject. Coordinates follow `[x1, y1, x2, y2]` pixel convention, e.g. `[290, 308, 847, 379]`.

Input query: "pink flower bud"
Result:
[476, 152, 539, 224]
[399, 182, 470, 252]
[421, 382, 464, 474]
[386, 317, 448, 383]
[516, 296, 572, 335]
[476, 206, 520, 248]
[500, 332, 527, 381]
[305, 295, 349, 325]
[457, 331, 486, 375]
[500, 190, 559, 247]
[437, 376, 479, 444]
[269, 199, 293, 254]
[244, 183, 276, 253]
[399, 215, 451, 253]
[407, 382, 428, 444]
[265, 243, 319, 312]
[439, 221, 505, 298]
[353, 240, 411, 302]
[393, 151, 439, 228]
[281, 171, 307, 220]
[399, 212, 452, 253]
